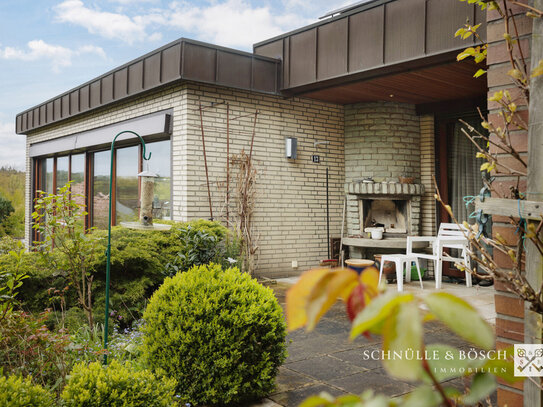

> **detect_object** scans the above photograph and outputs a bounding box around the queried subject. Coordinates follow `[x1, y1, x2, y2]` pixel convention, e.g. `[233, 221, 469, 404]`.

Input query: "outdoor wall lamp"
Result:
[285, 137, 297, 159]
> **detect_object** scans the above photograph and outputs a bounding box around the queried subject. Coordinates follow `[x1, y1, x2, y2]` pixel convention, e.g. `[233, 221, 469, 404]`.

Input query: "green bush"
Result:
[0, 236, 19, 254]
[142, 264, 287, 406]
[0, 375, 54, 407]
[91, 220, 239, 328]
[0, 311, 72, 390]
[5, 219, 239, 331]
[61, 360, 177, 407]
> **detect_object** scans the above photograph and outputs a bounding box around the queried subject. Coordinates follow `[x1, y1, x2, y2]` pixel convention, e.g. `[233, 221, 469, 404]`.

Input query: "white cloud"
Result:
[54, 0, 161, 44]
[53, 0, 307, 49]
[165, 0, 309, 49]
[0, 40, 106, 72]
[109, 0, 159, 3]
[0, 122, 25, 171]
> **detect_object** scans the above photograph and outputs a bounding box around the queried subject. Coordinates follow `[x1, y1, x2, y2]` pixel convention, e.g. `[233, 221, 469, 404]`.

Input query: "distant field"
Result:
[0, 167, 25, 238]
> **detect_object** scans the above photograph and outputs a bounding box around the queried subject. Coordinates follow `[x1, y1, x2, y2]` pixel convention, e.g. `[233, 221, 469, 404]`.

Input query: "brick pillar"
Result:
[486, 2, 532, 405]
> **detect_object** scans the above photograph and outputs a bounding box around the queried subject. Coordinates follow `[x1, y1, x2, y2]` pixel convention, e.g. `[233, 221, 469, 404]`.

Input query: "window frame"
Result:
[32, 137, 172, 236]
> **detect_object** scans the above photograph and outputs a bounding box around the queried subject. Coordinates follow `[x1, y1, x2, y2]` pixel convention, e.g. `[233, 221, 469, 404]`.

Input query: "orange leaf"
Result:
[306, 268, 359, 331]
[346, 284, 367, 322]
[360, 267, 380, 298]
[286, 268, 329, 331]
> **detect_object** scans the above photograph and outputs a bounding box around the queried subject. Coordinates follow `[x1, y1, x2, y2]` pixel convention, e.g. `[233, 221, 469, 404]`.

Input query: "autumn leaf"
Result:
[286, 267, 329, 331]
[306, 268, 359, 331]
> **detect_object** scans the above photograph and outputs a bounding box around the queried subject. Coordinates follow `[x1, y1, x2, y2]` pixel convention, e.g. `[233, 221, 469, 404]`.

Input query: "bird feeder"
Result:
[138, 168, 157, 226]
[120, 166, 170, 231]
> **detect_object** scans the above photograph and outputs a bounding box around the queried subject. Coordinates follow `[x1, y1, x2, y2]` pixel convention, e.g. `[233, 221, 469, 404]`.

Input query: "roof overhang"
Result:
[254, 0, 486, 102]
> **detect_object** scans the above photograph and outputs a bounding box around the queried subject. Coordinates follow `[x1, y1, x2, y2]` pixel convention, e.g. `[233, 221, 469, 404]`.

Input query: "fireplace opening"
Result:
[360, 199, 408, 235]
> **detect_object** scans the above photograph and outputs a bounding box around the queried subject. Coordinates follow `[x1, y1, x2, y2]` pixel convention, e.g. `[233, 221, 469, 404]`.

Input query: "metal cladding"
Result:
[254, 0, 487, 93]
[16, 39, 280, 134]
[17, 0, 487, 135]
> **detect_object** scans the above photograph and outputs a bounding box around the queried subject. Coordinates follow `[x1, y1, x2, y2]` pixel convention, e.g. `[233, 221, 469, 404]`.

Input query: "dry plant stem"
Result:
[459, 117, 527, 169]
[461, 126, 526, 176]
[509, 0, 543, 17]
[422, 359, 454, 407]
[199, 101, 214, 220]
[511, 12, 528, 75]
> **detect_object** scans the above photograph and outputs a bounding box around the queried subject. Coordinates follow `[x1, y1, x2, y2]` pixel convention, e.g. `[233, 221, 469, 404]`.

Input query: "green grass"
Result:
[0, 167, 25, 238]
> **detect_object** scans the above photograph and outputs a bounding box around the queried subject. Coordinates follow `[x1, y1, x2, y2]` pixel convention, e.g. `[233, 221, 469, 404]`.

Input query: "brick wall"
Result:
[344, 102, 422, 238]
[184, 83, 345, 277]
[24, 84, 190, 245]
[420, 114, 437, 238]
[486, 2, 532, 405]
[25, 81, 345, 278]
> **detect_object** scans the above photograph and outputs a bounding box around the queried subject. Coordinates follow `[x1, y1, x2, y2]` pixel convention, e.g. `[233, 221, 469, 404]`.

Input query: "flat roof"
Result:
[16, 38, 280, 134]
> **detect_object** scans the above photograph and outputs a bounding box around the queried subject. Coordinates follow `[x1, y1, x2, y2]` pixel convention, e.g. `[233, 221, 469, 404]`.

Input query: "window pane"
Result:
[71, 153, 86, 217]
[56, 156, 69, 191]
[146, 140, 171, 220]
[44, 158, 54, 194]
[93, 151, 111, 229]
[116, 146, 139, 223]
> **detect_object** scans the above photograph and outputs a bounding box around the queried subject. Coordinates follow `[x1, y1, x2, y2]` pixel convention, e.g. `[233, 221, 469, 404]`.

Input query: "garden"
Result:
[0, 184, 287, 406]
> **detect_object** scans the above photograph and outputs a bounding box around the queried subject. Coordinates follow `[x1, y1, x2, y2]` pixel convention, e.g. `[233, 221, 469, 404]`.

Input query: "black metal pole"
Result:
[326, 167, 330, 259]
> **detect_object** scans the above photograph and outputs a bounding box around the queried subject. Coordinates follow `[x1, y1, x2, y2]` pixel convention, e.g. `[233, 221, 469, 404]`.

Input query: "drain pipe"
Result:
[314, 141, 331, 258]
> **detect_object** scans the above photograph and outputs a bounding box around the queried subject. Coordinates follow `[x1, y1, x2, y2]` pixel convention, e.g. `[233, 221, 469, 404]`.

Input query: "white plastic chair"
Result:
[378, 254, 423, 292]
[407, 223, 472, 289]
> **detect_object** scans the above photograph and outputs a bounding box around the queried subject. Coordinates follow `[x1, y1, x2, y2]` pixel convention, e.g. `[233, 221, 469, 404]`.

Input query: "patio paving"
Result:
[254, 278, 496, 407]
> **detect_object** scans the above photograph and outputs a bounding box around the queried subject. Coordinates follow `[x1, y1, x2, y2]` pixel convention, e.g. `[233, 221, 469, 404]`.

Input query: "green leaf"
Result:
[424, 344, 470, 382]
[299, 393, 334, 407]
[423, 293, 494, 350]
[402, 385, 441, 407]
[350, 292, 414, 339]
[463, 373, 496, 404]
[455, 28, 466, 38]
[483, 357, 523, 384]
[382, 301, 423, 381]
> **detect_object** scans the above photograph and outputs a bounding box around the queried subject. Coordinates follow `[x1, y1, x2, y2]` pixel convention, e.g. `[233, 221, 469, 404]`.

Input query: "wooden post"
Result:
[525, 1, 543, 405]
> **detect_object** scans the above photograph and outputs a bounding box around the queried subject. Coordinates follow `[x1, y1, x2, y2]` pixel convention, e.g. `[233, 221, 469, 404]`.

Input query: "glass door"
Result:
[437, 115, 486, 278]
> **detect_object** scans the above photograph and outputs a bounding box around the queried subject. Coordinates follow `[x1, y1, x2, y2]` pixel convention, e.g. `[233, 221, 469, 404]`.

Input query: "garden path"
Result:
[252, 279, 496, 407]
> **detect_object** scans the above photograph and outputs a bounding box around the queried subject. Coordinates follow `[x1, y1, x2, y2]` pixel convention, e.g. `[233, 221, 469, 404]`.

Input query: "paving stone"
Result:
[270, 384, 347, 407]
[328, 371, 416, 397]
[272, 367, 315, 394]
[331, 346, 383, 370]
[286, 355, 364, 381]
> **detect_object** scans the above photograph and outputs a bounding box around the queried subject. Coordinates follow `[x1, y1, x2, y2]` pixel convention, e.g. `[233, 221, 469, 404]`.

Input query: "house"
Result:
[16, 1, 533, 404]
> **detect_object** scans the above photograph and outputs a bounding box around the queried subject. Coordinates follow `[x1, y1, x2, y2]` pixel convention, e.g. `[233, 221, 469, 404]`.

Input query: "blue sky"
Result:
[0, 0, 348, 170]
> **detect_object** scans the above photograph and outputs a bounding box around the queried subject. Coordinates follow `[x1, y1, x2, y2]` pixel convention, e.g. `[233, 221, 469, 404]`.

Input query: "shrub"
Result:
[0, 311, 72, 390]
[61, 360, 177, 407]
[68, 320, 144, 365]
[0, 235, 19, 254]
[0, 375, 54, 407]
[91, 220, 239, 328]
[142, 264, 287, 406]
[0, 194, 14, 225]
[164, 221, 240, 277]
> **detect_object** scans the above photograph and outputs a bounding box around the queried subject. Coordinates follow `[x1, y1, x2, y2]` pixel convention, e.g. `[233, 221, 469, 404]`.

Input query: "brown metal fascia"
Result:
[252, 0, 393, 51]
[16, 38, 281, 135]
[279, 49, 465, 97]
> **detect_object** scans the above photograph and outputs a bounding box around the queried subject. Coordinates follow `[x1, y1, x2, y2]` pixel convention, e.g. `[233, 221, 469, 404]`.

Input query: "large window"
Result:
[147, 140, 171, 220]
[34, 138, 171, 231]
[116, 146, 139, 223]
[56, 156, 69, 192]
[92, 151, 111, 229]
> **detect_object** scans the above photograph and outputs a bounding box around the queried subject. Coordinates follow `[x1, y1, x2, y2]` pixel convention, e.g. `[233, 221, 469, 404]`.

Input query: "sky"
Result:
[0, 0, 350, 170]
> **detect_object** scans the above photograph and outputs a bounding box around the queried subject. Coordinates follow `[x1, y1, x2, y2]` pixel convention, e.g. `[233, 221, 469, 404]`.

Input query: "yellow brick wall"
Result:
[24, 82, 345, 278]
[184, 83, 345, 277]
[419, 114, 437, 238]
